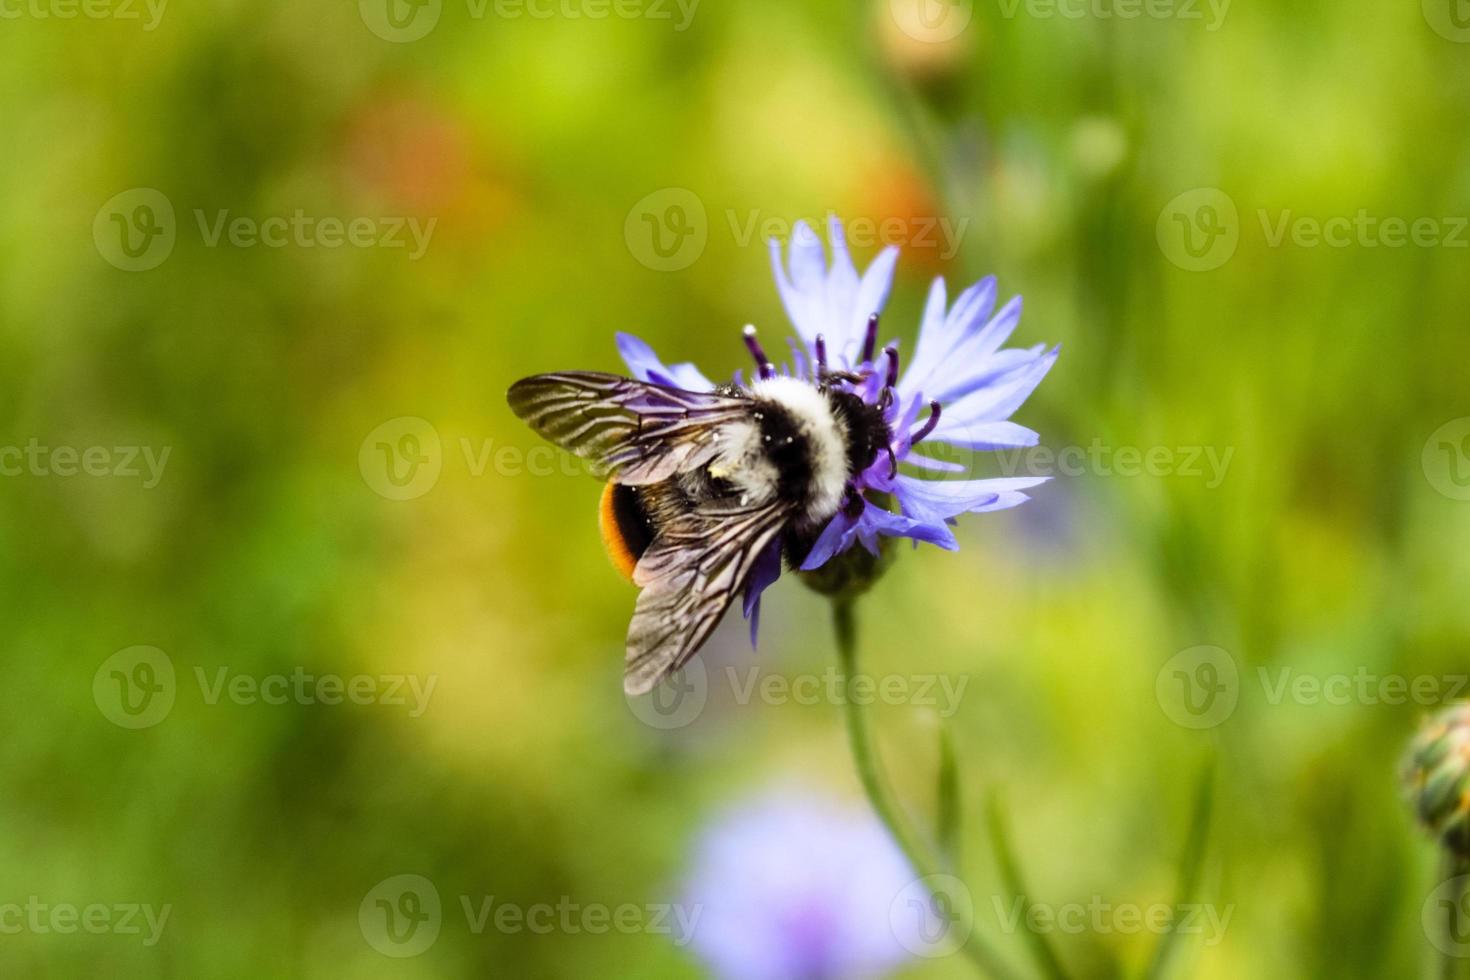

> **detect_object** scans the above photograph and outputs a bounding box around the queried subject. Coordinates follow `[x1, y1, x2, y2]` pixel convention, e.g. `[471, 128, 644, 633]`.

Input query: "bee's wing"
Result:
[623, 498, 794, 695]
[507, 372, 748, 485]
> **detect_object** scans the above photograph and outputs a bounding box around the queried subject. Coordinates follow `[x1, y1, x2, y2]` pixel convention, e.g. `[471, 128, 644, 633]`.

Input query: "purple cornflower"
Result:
[682, 788, 926, 980]
[617, 216, 1057, 628]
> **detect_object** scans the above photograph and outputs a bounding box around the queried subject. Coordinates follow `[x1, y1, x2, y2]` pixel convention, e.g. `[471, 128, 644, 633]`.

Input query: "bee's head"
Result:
[826, 388, 892, 477]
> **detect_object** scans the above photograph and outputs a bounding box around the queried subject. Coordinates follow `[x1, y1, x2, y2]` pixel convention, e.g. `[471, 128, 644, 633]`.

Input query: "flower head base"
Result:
[618, 216, 1057, 631]
[1405, 704, 1470, 858]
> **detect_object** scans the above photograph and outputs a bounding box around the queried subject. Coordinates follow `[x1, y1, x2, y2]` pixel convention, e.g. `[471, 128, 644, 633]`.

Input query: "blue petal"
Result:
[860, 502, 959, 551]
[939, 346, 1060, 425]
[926, 342, 1045, 405]
[947, 277, 1000, 338]
[902, 276, 998, 398]
[799, 511, 859, 570]
[902, 452, 967, 473]
[825, 214, 861, 314]
[789, 220, 827, 295]
[743, 538, 783, 620]
[962, 294, 1023, 359]
[616, 332, 715, 390]
[769, 237, 819, 343]
[840, 246, 899, 364]
[925, 420, 1040, 451]
[895, 475, 1049, 523]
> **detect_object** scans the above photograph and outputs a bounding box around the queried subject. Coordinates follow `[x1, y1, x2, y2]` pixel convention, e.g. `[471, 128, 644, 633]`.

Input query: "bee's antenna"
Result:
[742, 325, 775, 380]
[814, 334, 828, 379]
[861, 313, 880, 364]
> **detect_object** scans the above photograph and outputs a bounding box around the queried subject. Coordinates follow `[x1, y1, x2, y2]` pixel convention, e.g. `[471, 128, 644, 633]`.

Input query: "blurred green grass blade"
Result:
[987, 794, 1073, 980]
[1142, 756, 1218, 980]
[937, 719, 960, 867]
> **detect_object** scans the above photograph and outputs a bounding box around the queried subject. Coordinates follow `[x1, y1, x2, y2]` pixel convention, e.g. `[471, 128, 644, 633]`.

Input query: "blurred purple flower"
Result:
[618, 216, 1057, 630]
[682, 788, 922, 980]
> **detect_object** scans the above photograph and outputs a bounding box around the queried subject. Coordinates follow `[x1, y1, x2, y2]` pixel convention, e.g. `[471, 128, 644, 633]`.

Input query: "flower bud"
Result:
[1405, 704, 1470, 858]
[798, 534, 896, 601]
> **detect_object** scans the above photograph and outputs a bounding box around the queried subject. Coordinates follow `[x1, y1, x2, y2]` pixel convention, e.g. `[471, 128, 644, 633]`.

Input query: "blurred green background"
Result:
[2, 0, 1469, 976]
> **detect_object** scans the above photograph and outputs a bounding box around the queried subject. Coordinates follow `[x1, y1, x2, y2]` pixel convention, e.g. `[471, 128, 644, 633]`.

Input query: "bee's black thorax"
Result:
[750, 401, 814, 503]
[826, 388, 891, 479]
[604, 380, 894, 574]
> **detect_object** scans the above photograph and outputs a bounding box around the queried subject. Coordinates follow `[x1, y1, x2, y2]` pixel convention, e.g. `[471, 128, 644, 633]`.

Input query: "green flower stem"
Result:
[1438, 851, 1470, 980]
[831, 598, 1024, 980]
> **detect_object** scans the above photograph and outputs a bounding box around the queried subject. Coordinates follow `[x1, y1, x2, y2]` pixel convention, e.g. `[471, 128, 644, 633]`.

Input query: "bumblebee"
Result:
[508, 339, 893, 694]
